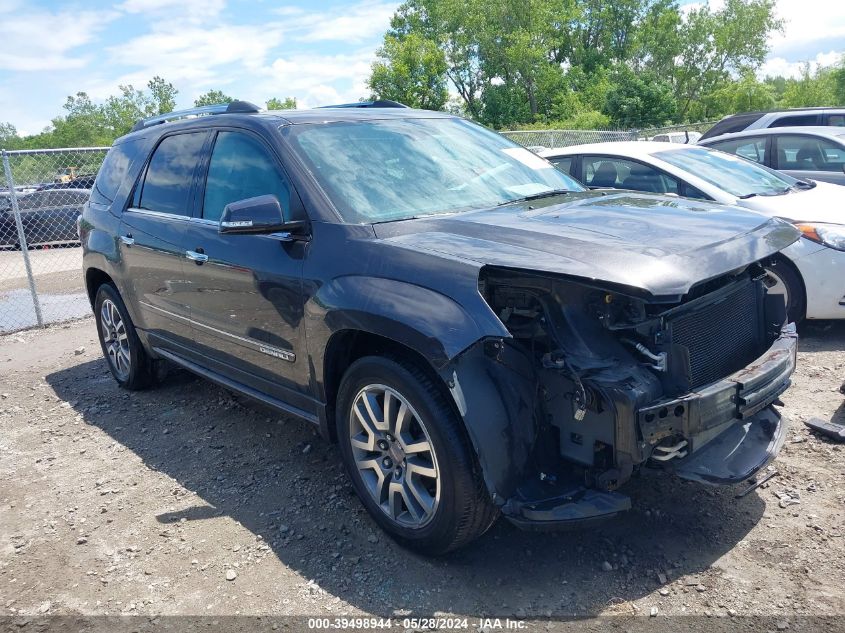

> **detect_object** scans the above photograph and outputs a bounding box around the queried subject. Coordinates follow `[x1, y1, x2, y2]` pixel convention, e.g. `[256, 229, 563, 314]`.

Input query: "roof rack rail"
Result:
[130, 100, 262, 132]
[317, 100, 409, 109]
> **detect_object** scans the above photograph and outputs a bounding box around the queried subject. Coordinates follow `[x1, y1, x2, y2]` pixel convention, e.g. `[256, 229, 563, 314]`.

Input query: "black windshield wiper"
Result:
[738, 192, 759, 199]
[497, 189, 572, 206]
[793, 179, 817, 189]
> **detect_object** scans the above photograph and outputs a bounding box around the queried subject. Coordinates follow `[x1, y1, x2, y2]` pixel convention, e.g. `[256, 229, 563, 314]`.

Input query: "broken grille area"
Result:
[669, 281, 764, 390]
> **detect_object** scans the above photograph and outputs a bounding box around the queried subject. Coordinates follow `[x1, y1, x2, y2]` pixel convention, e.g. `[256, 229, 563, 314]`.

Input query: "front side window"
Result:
[709, 137, 766, 164]
[828, 114, 845, 126]
[582, 156, 679, 194]
[655, 147, 797, 198]
[774, 135, 845, 172]
[138, 132, 206, 216]
[203, 132, 291, 222]
[285, 117, 584, 223]
[548, 156, 573, 175]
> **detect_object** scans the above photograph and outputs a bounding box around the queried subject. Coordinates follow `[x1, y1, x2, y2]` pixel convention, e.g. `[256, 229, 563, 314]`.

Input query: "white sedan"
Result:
[540, 142, 845, 322]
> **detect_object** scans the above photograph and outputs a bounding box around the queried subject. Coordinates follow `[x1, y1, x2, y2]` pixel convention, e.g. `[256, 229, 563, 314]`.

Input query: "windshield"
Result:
[285, 117, 584, 223]
[654, 146, 798, 198]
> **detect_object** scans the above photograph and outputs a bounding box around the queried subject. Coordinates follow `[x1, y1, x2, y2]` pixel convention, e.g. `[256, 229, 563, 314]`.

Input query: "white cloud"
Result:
[281, 1, 398, 43]
[760, 50, 845, 79]
[0, 7, 118, 71]
[119, 0, 226, 20]
[767, 0, 845, 60]
[259, 50, 377, 107]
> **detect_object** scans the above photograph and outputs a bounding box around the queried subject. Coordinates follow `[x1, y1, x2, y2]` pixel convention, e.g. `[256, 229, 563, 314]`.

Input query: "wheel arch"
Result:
[85, 267, 115, 308]
[321, 329, 455, 443]
[768, 252, 807, 322]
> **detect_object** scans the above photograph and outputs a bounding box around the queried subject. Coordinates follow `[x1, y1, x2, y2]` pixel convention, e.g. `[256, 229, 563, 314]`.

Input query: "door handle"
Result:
[185, 250, 208, 264]
[119, 234, 134, 246]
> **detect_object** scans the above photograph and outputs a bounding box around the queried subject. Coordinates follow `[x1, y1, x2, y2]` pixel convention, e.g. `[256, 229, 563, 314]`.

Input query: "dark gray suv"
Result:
[81, 101, 800, 553]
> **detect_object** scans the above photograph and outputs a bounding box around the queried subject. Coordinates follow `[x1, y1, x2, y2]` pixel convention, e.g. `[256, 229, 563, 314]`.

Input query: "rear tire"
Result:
[765, 258, 805, 324]
[94, 283, 154, 390]
[336, 355, 497, 555]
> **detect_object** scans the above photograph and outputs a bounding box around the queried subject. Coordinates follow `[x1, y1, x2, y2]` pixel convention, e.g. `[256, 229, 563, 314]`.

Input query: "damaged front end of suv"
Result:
[440, 259, 797, 529]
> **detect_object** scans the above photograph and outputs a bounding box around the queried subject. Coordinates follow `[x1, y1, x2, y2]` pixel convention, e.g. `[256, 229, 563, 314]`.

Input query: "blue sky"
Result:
[0, 0, 843, 136]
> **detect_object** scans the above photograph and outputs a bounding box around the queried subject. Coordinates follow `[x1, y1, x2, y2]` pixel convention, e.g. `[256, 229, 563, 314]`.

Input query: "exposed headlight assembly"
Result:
[795, 223, 845, 252]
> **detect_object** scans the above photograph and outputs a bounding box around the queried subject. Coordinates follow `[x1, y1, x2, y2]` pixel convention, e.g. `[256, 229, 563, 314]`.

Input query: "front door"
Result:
[119, 131, 210, 347]
[179, 129, 311, 410]
[774, 134, 845, 186]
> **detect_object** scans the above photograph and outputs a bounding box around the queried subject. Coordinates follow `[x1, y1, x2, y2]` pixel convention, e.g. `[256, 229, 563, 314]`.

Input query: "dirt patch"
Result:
[1, 319, 844, 620]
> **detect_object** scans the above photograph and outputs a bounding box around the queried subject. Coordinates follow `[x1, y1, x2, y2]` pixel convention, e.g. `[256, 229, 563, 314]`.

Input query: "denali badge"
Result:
[259, 345, 295, 362]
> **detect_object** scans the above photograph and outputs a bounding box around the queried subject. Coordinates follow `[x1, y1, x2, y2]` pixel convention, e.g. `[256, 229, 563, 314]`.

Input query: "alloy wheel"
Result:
[100, 298, 131, 381]
[349, 384, 440, 528]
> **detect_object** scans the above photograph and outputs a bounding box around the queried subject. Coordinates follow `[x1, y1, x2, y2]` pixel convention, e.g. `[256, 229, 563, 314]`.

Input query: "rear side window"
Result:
[708, 137, 766, 164]
[138, 132, 206, 216]
[775, 135, 845, 172]
[91, 139, 143, 205]
[828, 114, 845, 126]
[769, 113, 819, 127]
[202, 132, 291, 223]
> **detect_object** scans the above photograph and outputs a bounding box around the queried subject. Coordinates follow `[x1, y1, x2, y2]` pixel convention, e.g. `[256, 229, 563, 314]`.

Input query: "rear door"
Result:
[179, 128, 312, 411]
[772, 134, 845, 185]
[119, 131, 210, 345]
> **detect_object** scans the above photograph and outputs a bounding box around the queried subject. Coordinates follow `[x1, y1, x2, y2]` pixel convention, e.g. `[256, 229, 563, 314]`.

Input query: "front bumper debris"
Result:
[638, 323, 797, 452]
[666, 404, 787, 484]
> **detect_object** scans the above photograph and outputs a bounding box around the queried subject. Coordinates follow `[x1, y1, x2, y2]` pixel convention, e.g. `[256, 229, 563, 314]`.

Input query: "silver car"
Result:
[699, 126, 845, 186]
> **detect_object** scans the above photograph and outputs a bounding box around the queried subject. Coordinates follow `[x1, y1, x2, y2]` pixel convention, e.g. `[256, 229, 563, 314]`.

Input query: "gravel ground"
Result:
[1, 318, 844, 625]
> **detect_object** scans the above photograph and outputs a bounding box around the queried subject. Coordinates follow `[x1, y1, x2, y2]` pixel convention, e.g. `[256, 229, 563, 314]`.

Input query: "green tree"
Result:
[670, 0, 783, 119]
[194, 90, 235, 107]
[698, 72, 775, 119]
[604, 67, 676, 127]
[266, 97, 297, 110]
[147, 76, 178, 114]
[780, 63, 837, 107]
[368, 33, 449, 110]
[0, 122, 18, 148]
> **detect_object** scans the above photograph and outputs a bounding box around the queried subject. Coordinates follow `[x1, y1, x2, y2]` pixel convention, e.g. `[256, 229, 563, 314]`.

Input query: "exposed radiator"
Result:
[668, 281, 764, 390]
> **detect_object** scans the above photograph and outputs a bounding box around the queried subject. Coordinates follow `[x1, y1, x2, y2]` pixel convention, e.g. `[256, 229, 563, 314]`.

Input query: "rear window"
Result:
[91, 139, 144, 206]
[699, 113, 764, 140]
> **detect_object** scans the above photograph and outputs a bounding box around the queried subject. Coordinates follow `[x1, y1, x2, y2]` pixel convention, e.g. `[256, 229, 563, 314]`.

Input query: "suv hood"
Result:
[375, 191, 800, 298]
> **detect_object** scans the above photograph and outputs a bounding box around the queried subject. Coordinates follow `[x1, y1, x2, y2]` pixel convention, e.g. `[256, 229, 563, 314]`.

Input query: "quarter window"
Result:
[203, 132, 291, 223]
[775, 135, 845, 172]
[92, 139, 144, 205]
[138, 133, 206, 216]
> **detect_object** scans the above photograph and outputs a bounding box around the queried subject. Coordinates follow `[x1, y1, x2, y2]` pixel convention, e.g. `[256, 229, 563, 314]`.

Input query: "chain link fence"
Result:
[0, 123, 718, 334]
[1, 147, 108, 333]
[501, 128, 638, 149]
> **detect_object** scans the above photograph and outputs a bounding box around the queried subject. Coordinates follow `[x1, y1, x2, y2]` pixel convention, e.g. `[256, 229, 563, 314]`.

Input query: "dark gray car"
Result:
[700, 127, 845, 186]
[81, 101, 800, 554]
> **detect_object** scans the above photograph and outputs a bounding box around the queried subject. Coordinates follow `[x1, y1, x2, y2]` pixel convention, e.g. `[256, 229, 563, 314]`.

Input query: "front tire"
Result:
[765, 258, 806, 324]
[336, 356, 497, 555]
[94, 284, 154, 390]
